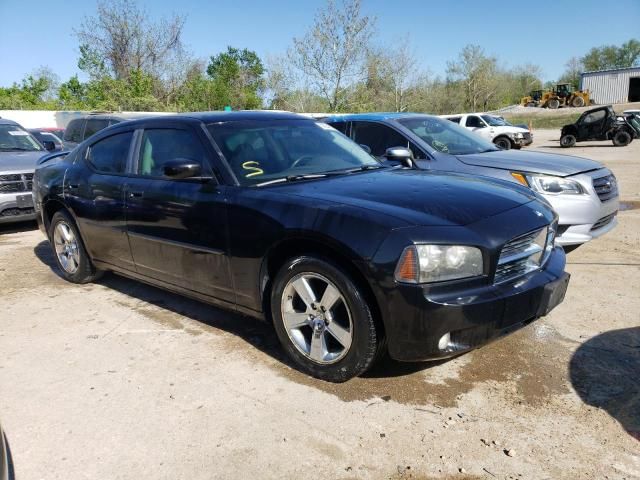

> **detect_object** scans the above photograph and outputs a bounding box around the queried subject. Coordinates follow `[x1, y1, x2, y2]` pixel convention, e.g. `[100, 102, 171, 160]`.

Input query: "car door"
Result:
[464, 115, 492, 141]
[124, 124, 234, 304]
[581, 109, 607, 139]
[350, 121, 425, 161]
[64, 129, 136, 270]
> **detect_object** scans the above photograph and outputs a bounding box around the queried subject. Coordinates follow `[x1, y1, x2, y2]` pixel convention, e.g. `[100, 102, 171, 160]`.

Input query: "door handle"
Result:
[128, 191, 143, 198]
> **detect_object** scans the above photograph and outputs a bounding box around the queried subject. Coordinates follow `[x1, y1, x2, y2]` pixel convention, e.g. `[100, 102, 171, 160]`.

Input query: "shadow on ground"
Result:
[32, 241, 439, 385]
[569, 327, 640, 441]
[0, 220, 37, 235]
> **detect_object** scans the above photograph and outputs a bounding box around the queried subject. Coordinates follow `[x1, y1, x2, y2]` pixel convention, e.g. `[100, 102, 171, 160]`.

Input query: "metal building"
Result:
[580, 66, 640, 104]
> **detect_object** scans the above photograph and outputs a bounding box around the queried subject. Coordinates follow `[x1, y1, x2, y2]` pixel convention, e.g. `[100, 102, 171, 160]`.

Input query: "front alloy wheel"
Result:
[271, 256, 381, 382]
[281, 272, 353, 364]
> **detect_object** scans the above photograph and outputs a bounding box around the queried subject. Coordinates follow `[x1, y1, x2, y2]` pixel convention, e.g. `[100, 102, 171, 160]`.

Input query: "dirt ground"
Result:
[1, 130, 639, 480]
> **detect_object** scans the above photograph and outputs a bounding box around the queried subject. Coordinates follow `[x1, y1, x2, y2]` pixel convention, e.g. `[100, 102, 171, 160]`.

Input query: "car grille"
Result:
[0, 207, 35, 217]
[0, 172, 33, 193]
[495, 227, 553, 284]
[592, 174, 618, 202]
[591, 212, 617, 231]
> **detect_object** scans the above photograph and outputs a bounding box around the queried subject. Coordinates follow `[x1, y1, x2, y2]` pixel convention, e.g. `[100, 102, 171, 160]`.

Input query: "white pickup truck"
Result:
[441, 113, 532, 150]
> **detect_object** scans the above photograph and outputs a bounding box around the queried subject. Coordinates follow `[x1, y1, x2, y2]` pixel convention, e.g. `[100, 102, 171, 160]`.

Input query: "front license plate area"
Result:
[16, 194, 34, 208]
[537, 274, 570, 317]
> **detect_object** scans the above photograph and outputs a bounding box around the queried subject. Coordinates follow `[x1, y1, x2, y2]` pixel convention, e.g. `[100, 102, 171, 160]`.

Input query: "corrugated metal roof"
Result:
[581, 66, 640, 76]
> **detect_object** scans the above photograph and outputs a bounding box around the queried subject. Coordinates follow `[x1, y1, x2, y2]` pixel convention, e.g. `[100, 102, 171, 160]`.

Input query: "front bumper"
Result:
[0, 192, 36, 224]
[513, 135, 533, 147]
[385, 246, 568, 362]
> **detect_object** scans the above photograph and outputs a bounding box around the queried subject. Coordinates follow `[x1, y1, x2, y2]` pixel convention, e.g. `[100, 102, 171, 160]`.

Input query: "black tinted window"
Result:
[447, 117, 462, 124]
[583, 110, 606, 124]
[465, 116, 484, 128]
[84, 119, 110, 140]
[138, 129, 206, 177]
[87, 131, 133, 174]
[64, 119, 84, 143]
[352, 122, 410, 157]
[327, 121, 349, 135]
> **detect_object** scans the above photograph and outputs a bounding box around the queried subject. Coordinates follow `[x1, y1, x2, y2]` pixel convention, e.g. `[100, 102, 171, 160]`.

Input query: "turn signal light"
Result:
[395, 246, 418, 283]
[511, 172, 529, 186]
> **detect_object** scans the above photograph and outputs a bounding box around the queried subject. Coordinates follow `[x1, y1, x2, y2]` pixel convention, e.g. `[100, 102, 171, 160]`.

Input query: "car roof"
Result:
[0, 118, 21, 127]
[324, 112, 435, 123]
[113, 110, 312, 127]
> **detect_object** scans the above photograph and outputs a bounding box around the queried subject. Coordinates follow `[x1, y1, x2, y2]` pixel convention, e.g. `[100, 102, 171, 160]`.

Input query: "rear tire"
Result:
[548, 98, 560, 109]
[494, 137, 512, 150]
[271, 256, 381, 382]
[560, 134, 577, 148]
[49, 210, 102, 284]
[612, 130, 631, 147]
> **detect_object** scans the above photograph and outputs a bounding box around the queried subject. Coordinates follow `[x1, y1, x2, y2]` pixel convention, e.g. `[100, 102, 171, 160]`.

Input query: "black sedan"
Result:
[33, 112, 569, 382]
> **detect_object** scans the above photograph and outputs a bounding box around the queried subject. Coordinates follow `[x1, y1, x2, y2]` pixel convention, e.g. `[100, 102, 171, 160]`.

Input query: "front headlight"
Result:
[513, 132, 524, 139]
[511, 173, 586, 195]
[395, 245, 484, 284]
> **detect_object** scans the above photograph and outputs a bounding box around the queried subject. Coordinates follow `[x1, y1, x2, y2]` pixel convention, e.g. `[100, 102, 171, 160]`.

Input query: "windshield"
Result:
[0, 125, 43, 151]
[207, 119, 380, 186]
[481, 115, 512, 127]
[397, 116, 499, 155]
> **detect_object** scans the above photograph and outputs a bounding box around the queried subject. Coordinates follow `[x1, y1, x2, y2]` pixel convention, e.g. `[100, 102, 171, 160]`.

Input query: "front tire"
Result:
[494, 137, 512, 150]
[560, 134, 577, 148]
[49, 210, 102, 283]
[547, 98, 560, 109]
[271, 256, 380, 382]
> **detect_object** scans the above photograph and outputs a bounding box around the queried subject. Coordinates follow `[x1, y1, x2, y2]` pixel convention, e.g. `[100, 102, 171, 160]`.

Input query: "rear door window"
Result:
[447, 117, 462, 124]
[86, 131, 134, 174]
[326, 121, 350, 136]
[137, 129, 206, 177]
[84, 119, 111, 141]
[63, 119, 84, 143]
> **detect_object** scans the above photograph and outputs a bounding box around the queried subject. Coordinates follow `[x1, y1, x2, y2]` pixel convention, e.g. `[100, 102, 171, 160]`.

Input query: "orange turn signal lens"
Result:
[511, 172, 529, 186]
[395, 246, 418, 283]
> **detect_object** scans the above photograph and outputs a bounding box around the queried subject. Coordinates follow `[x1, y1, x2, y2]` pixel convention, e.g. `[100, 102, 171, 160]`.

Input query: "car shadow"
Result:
[569, 327, 640, 441]
[4, 432, 15, 480]
[0, 220, 37, 235]
[32, 241, 437, 380]
[543, 145, 619, 149]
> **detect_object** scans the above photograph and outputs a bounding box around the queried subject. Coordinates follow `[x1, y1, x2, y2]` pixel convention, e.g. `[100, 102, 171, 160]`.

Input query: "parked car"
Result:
[324, 113, 619, 250]
[28, 129, 65, 151]
[39, 127, 65, 139]
[560, 105, 639, 148]
[34, 111, 569, 381]
[62, 113, 152, 149]
[441, 113, 532, 150]
[0, 118, 45, 224]
[0, 420, 10, 480]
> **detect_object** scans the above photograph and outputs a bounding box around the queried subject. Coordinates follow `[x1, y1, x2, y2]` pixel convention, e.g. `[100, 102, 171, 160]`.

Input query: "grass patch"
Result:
[503, 112, 581, 130]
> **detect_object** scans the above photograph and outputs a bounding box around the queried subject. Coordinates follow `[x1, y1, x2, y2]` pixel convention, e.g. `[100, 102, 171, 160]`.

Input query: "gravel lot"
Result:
[1, 130, 639, 479]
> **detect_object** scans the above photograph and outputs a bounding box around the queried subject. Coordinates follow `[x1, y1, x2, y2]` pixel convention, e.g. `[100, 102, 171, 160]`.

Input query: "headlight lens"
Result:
[395, 245, 483, 284]
[511, 173, 585, 195]
[513, 132, 523, 138]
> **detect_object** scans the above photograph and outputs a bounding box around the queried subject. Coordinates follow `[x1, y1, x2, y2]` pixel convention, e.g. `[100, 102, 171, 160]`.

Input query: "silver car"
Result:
[0, 118, 46, 224]
[325, 113, 619, 250]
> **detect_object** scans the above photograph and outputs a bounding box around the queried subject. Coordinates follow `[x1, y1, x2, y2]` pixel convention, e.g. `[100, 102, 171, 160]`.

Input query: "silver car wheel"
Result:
[53, 221, 80, 274]
[281, 272, 353, 365]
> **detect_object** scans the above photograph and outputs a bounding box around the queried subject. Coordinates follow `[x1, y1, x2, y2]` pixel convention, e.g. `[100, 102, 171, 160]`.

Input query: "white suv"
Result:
[442, 113, 532, 150]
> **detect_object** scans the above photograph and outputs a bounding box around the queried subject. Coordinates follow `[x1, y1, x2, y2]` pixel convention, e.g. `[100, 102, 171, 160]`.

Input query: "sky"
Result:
[0, 0, 639, 87]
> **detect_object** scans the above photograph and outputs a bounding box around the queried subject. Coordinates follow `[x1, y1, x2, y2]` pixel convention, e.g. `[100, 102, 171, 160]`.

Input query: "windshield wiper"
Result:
[324, 164, 386, 175]
[255, 173, 328, 187]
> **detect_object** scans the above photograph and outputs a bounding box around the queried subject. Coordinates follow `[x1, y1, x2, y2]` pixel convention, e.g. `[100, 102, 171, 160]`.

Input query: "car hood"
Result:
[276, 169, 538, 227]
[455, 149, 602, 176]
[0, 150, 44, 172]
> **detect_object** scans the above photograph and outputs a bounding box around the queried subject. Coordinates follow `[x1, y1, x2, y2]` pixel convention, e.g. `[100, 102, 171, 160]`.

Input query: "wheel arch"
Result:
[260, 236, 386, 340]
[493, 135, 513, 148]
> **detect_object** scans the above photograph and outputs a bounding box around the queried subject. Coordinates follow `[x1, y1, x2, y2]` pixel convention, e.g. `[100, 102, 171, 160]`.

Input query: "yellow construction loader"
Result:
[521, 84, 591, 109]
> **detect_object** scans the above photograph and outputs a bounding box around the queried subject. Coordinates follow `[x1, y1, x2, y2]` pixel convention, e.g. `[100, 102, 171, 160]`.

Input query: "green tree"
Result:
[581, 38, 640, 71]
[205, 47, 265, 110]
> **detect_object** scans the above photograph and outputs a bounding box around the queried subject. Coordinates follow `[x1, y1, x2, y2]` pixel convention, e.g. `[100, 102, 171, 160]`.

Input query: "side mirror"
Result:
[384, 146, 414, 168]
[42, 140, 56, 151]
[359, 144, 372, 154]
[163, 159, 202, 179]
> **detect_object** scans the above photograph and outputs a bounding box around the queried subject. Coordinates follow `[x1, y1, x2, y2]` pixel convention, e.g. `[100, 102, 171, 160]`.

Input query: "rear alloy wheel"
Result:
[271, 256, 380, 382]
[571, 96, 585, 108]
[612, 130, 631, 147]
[547, 98, 560, 109]
[494, 137, 512, 150]
[49, 210, 102, 283]
[560, 134, 577, 148]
